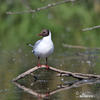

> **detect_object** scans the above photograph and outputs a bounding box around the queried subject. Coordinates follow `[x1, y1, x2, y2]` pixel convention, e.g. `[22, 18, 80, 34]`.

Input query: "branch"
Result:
[82, 25, 100, 31]
[62, 43, 87, 49]
[62, 43, 100, 50]
[6, 0, 75, 15]
[13, 66, 38, 81]
[12, 65, 100, 82]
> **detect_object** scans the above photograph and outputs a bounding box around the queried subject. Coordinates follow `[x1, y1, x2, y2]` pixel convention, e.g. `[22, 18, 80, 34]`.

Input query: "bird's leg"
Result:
[37, 57, 41, 67]
[45, 57, 49, 69]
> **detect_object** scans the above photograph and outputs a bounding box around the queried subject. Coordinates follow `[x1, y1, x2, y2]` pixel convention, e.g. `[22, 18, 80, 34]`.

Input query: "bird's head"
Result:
[38, 29, 49, 37]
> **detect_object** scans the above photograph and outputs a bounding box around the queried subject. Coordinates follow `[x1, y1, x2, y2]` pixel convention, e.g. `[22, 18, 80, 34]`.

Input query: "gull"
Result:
[29, 29, 54, 68]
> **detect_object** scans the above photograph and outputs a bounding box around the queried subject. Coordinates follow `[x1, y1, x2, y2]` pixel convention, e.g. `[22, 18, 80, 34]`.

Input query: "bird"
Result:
[29, 29, 54, 68]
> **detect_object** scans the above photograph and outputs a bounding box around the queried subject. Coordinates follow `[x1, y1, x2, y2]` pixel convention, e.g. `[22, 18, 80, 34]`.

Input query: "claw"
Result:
[45, 65, 49, 69]
[46, 92, 49, 96]
[37, 64, 42, 67]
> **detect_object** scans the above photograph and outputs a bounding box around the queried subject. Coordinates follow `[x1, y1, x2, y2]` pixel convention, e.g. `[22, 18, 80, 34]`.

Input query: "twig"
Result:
[6, 0, 75, 15]
[62, 43, 100, 50]
[13, 66, 38, 81]
[82, 25, 100, 31]
[62, 43, 87, 49]
[12, 65, 100, 82]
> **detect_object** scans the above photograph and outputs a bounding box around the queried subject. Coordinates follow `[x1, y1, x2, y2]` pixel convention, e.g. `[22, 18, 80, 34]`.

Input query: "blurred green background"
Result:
[0, 0, 100, 100]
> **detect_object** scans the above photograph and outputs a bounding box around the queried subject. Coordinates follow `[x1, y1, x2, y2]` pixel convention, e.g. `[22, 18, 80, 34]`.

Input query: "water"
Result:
[1, 48, 100, 100]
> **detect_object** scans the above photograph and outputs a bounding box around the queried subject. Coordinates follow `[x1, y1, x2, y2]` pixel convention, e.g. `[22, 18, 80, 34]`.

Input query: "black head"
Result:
[38, 29, 49, 37]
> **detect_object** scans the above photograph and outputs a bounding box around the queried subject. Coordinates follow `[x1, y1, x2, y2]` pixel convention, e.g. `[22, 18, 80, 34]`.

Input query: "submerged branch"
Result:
[6, 0, 75, 15]
[13, 65, 100, 82]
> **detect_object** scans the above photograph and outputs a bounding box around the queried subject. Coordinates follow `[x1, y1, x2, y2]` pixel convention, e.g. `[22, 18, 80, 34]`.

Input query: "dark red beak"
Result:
[38, 33, 42, 36]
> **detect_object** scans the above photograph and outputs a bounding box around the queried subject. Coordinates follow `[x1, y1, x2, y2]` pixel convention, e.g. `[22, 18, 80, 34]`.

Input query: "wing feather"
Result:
[33, 39, 41, 49]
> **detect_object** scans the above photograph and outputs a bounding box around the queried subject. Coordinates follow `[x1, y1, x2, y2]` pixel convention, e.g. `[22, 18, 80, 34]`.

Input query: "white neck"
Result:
[42, 31, 51, 41]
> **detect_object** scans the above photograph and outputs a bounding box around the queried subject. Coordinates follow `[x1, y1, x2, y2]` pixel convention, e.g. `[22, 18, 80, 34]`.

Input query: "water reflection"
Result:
[13, 78, 100, 99]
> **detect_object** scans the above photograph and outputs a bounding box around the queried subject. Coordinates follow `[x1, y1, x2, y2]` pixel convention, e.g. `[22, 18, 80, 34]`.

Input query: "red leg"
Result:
[37, 64, 41, 67]
[45, 57, 49, 69]
[37, 94, 42, 99]
[37, 57, 41, 67]
[46, 92, 49, 97]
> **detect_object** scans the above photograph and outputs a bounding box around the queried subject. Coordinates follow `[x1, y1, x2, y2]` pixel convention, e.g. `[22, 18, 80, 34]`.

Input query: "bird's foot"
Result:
[46, 92, 49, 97]
[37, 64, 42, 67]
[45, 65, 49, 69]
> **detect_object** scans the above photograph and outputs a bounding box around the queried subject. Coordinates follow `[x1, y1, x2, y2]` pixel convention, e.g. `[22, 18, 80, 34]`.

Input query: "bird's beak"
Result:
[38, 33, 43, 36]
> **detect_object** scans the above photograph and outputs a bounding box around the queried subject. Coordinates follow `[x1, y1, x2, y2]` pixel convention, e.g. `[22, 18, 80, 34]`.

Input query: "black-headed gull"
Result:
[29, 29, 54, 68]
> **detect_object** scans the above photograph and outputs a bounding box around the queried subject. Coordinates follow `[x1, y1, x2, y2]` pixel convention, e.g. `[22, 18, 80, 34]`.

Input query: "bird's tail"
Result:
[27, 43, 34, 48]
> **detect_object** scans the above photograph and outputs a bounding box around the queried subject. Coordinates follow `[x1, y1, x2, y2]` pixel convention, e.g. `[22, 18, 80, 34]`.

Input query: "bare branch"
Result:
[82, 25, 100, 31]
[62, 43, 100, 50]
[6, 0, 75, 15]
[62, 43, 87, 49]
[12, 65, 100, 82]
[12, 66, 38, 81]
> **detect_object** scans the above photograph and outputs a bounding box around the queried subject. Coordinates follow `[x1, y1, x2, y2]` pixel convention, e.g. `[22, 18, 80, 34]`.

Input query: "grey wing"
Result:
[32, 39, 41, 53]
[33, 39, 41, 49]
[28, 39, 41, 53]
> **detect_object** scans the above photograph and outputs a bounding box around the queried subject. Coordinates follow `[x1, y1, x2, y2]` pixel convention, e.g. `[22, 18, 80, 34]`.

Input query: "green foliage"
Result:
[0, 0, 100, 50]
